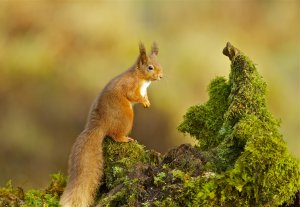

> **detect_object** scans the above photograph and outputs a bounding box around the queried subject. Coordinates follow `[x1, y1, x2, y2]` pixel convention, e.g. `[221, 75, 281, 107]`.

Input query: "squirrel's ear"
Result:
[151, 42, 159, 55]
[139, 42, 147, 64]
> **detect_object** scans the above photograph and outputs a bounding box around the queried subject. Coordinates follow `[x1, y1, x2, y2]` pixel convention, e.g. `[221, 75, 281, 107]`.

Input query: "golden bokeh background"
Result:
[0, 0, 299, 189]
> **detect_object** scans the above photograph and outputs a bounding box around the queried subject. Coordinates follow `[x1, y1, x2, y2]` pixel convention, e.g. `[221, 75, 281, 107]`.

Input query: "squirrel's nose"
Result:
[159, 74, 163, 80]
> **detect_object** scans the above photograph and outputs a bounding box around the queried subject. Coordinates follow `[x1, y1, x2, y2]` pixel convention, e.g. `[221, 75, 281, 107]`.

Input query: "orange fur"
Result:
[60, 42, 163, 207]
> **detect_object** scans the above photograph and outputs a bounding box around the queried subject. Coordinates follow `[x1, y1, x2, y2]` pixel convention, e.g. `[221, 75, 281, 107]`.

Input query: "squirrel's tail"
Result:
[60, 128, 105, 207]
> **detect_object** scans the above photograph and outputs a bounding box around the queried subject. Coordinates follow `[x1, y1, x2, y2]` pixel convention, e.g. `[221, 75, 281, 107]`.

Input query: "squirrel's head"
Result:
[136, 42, 163, 81]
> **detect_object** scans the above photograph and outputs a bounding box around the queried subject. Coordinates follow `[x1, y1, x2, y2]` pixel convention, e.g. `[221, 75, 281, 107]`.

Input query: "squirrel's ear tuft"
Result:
[151, 42, 159, 55]
[139, 42, 147, 64]
[139, 42, 146, 54]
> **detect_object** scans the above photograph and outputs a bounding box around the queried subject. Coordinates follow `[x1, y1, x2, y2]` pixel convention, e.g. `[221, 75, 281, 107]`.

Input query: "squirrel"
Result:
[59, 42, 163, 207]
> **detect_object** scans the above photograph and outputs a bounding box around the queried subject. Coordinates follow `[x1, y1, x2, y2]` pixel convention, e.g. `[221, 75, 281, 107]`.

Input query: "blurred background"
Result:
[0, 0, 299, 189]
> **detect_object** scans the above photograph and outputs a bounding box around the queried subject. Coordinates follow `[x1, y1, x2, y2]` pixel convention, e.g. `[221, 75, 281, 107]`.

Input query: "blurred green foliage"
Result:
[0, 0, 299, 189]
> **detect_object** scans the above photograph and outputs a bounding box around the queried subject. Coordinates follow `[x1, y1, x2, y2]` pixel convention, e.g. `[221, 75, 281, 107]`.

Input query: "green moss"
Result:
[98, 137, 160, 206]
[153, 197, 179, 207]
[154, 172, 167, 186]
[45, 173, 66, 196]
[161, 144, 206, 176]
[102, 137, 153, 190]
[0, 180, 23, 207]
[0, 173, 66, 207]
[226, 115, 300, 205]
[178, 42, 300, 206]
[97, 141, 207, 207]
[178, 77, 231, 150]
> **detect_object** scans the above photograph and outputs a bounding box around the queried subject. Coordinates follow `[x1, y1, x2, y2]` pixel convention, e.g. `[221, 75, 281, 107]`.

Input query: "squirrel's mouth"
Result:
[154, 74, 163, 81]
[152, 77, 160, 81]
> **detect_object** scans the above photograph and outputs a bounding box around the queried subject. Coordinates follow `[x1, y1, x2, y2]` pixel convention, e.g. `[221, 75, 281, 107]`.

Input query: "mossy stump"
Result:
[178, 42, 300, 206]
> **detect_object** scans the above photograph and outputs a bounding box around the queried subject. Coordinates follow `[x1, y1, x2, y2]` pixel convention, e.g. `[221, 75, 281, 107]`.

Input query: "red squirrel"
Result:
[59, 42, 163, 207]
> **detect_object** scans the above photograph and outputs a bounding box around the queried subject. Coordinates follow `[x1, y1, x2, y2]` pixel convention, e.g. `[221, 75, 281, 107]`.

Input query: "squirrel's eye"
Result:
[148, 65, 154, 71]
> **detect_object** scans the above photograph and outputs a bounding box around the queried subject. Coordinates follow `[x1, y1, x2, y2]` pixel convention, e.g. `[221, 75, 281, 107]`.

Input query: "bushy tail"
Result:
[60, 128, 105, 207]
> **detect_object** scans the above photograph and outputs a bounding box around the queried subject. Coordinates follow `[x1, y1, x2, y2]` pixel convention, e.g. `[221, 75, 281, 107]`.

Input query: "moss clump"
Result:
[97, 142, 206, 207]
[178, 42, 300, 206]
[179, 43, 280, 171]
[0, 180, 24, 207]
[178, 77, 231, 150]
[0, 173, 66, 207]
[102, 137, 160, 190]
[97, 137, 161, 206]
[143, 144, 208, 207]
[161, 144, 206, 177]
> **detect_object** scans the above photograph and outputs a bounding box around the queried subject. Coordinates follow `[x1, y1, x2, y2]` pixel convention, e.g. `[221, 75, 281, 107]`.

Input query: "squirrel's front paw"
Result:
[143, 99, 151, 108]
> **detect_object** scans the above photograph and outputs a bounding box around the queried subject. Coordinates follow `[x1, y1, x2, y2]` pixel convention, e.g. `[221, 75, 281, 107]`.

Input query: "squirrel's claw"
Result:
[143, 100, 151, 108]
[127, 137, 135, 142]
[142, 96, 151, 108]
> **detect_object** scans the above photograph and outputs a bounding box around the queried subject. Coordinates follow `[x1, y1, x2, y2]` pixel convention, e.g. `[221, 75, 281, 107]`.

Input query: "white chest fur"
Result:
[140, 81, 151, 97]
